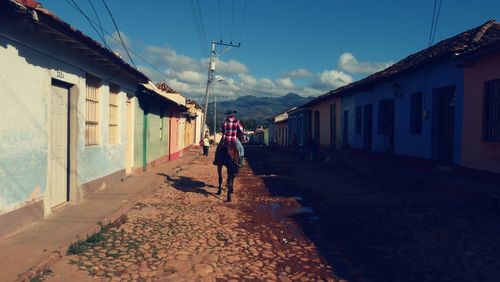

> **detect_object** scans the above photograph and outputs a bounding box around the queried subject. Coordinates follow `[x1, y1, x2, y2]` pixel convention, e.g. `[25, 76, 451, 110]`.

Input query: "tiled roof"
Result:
[1, 0, 149, 82]
[303, 20, 500, 107]
[155, 82, 178, 94]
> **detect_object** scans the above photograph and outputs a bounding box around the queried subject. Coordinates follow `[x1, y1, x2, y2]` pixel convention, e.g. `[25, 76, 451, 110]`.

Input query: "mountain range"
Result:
[205, 93, 313, 130]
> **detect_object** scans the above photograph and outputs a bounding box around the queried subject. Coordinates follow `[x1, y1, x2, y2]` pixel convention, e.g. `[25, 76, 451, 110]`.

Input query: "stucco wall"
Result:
[0, 20, 138, 215]
[307, 97, 342, 148]
[462, 51, 500, 173]
[340, 94, 355, 147]
[351, 59, 464, 164]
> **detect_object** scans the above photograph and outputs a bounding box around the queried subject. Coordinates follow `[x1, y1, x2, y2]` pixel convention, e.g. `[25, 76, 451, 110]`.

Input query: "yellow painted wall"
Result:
[307, 97, 342, 148]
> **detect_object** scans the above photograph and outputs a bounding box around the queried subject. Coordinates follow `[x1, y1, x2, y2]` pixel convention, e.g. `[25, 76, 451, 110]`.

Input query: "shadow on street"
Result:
[244, 145, 500, 282]
[158, 173, 217, 197]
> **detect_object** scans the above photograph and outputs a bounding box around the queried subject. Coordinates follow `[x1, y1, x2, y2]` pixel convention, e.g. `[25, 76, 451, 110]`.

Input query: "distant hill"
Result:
[206, 93, 313, 130]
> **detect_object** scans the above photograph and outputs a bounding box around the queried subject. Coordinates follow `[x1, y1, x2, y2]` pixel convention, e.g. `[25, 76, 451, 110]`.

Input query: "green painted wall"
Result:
[133, 99, 145, 169]
[147, 107, 169, 162]
[134, 97, 170, 171]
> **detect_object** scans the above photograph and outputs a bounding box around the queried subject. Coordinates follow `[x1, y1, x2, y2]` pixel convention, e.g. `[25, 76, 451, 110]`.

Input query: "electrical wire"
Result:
[189, 0, 209, 57]
[101, 0, 137, 68]
[428, 0, 443, 46]
[62, 0, 169, 80]
[64, 0, 107, 46]
[431, 0, 443, 45]
[87, 0, 106, 47]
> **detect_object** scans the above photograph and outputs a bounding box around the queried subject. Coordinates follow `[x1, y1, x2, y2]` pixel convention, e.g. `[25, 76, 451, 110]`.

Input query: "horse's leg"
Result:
[216, 164, 222, 195]
[226, 172, 234, 202]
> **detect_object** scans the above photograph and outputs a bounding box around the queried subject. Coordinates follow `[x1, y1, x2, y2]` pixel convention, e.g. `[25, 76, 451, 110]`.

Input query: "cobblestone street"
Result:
[46, 149, 336, 282]
[41, 145, 500, 282]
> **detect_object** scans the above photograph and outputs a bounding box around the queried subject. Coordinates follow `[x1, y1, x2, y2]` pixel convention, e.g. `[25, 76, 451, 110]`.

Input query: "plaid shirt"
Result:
[220, 116, 244, 142]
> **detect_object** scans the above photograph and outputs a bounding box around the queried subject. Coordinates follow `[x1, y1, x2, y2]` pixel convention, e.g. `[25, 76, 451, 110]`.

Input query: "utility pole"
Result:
[201, 40, 241, 138]
[213, 94, 217, 135]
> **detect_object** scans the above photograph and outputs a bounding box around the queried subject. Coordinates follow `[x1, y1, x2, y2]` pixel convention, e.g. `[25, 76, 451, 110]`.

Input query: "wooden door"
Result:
[48, 83, 69, 208]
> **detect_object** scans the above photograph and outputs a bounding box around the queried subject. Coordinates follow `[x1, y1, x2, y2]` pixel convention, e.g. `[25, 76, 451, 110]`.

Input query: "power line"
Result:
[101, 0, 137, 68]
[428, 0, 443, 47]
[64, 0, 107, 46]
[62, 0, 169, 80]
[86, 0, 106, 47]
[431, 0, 443, 45]
[189, 0, 209, 57]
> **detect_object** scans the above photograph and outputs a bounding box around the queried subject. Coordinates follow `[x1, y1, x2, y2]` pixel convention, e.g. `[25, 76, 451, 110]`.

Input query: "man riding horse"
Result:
[212, 110, 244, 202]
[215, 110, 244, 166]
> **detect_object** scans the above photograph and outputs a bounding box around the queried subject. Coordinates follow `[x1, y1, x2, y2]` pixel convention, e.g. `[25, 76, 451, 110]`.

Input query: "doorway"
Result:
[342, 110, 349, 147]
[363, 104, 373, 151]
[435, 86, 456, 165]
[381, 99, 395, 152]
[314, 111, 320, 143]
[48, 82, 69, 208]
[330, 104, 337, 148]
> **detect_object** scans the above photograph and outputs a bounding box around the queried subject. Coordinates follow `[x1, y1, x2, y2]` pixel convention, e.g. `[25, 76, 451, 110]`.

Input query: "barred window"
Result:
[484, 79, 500, 142]
[109, 84, 120, 144]
[85, 74, 101, 146]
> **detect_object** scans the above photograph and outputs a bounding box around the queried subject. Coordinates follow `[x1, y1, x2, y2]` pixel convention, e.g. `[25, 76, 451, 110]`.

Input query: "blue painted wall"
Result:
[340, 94, 355, 148]
[288, 108, 310, 146]
[350, 59, 464, 164]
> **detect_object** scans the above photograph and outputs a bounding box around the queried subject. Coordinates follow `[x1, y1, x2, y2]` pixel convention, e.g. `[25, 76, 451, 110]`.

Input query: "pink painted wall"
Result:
[462, 51, 500, 173]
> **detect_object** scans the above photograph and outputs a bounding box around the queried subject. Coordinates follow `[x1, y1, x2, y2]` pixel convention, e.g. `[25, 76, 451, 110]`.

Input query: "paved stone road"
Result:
[46, 150, 337, 282]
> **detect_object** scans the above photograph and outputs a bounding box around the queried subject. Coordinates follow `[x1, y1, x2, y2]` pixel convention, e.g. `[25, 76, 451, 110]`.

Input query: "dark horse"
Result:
[213, 142, 239, 202]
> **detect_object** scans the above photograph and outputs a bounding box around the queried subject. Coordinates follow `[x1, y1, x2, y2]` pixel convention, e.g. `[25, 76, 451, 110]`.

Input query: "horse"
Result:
[213, 142, 240, 202]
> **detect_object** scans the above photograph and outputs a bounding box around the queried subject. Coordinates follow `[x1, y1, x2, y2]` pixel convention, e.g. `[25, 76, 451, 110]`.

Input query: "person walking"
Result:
[202, 132, 210, 156]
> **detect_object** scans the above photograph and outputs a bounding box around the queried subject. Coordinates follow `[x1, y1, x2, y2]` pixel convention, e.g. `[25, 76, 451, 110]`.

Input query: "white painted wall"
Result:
[0, 19, 141, 216]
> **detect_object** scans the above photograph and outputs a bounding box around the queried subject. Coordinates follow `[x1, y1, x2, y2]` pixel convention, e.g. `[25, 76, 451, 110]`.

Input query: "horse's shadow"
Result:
[158, 173, 218, 197]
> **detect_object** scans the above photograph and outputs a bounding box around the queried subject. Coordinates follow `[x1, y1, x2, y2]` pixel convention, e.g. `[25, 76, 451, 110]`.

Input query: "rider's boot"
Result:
[238, 156, 243, 166]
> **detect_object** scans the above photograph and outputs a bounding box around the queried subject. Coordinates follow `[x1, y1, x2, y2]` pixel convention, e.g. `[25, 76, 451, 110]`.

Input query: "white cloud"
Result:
[338, 52, 393, 74]
[238, 74, 257, 86]
[283, 68, 312, 78]
[276, 77, 294, 89]
[174, 70, 206, 83]
[319, 70, 353, 88]
[258, 78, 275, 89]
[215, 59, 249, 74]
[111, 34, 389, 99]
[145, 45, 201, 72]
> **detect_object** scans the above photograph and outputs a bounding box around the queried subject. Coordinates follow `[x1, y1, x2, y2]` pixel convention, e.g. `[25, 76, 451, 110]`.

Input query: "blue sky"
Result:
[42, 0, 500, 100]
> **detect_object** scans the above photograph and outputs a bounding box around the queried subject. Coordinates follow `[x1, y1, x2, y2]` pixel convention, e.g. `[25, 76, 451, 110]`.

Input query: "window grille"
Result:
[484, 79, 500, 142]
[109, 84, 119, 144]
[85, 74, 101, 146]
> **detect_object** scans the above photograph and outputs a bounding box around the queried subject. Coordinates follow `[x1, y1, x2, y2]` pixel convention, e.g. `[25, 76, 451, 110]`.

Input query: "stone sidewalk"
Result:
[0, 150, 200, 282]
